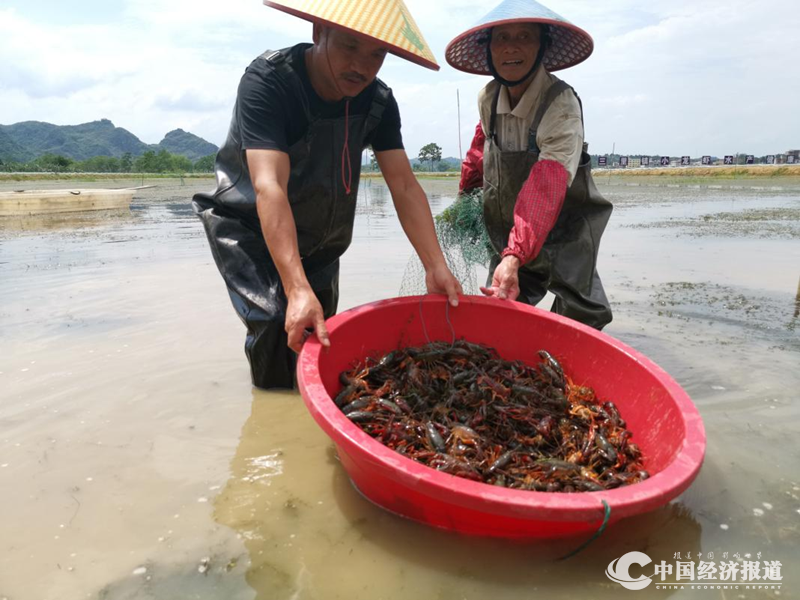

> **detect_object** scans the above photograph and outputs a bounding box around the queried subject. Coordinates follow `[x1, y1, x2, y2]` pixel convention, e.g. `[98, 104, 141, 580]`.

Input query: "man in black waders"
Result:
[193, 0, 462, 389]
[446, 0, 613, 329]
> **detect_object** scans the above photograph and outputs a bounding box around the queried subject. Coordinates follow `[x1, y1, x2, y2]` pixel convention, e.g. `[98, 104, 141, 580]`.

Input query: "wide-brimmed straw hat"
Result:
[264, 0, 439, 71]
[445, 0, 593, 74]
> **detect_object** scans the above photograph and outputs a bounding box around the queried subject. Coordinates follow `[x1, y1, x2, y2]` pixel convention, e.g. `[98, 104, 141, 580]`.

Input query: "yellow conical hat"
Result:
[264, 0, 439, 71]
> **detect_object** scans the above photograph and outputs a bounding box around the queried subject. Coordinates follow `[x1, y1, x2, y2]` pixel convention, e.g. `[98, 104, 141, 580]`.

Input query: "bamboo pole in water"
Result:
[457, 88, 463, 163]
[794, 276, 800, 319]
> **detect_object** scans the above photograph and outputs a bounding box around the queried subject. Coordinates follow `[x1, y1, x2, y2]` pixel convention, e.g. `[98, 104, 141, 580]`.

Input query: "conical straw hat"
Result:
[445, 0, 593, 74]
[264, 0, 439, 71]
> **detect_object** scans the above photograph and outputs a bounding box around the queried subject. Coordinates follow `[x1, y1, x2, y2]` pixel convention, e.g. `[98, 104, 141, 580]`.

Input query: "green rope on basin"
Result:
[557, 500, 611, 561]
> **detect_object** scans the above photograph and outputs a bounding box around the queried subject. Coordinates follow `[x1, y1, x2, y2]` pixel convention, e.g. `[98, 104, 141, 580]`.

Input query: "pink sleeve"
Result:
[459, 122, 485, 193]
[501, 159, 569, 264]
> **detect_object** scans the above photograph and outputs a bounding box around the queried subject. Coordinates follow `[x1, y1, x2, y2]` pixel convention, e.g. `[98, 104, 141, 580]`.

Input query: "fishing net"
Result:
[398, 188, 493, 296]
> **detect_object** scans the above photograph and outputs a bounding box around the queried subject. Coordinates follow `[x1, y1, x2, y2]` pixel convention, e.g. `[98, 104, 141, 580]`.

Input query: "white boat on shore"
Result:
[0, 188, 138, 216]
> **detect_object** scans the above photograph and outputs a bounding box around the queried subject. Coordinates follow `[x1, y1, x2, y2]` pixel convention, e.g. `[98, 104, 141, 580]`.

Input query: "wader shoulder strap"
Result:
[259, 48, 313, 123]
[488, 84, 502, 145]
[365, 80, 390, 138]
[489, 81, 580, 151]
[528, 80, 584, 153]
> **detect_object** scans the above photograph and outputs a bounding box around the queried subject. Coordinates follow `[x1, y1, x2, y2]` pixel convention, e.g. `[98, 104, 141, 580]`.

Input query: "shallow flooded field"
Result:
[1, 177, 798, 599]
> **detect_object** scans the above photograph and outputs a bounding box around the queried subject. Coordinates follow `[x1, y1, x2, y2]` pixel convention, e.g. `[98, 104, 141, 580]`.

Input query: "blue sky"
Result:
[2, 0, 799, 158]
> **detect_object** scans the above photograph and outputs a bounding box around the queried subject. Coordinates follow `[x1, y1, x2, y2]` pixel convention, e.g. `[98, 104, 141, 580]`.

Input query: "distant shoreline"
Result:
[0, 172, 216, 182]
[365, 164, 800, 187]
[3, 164, 799, 184]
[367, 164, 800, 179]
[592, 164, 800, 178]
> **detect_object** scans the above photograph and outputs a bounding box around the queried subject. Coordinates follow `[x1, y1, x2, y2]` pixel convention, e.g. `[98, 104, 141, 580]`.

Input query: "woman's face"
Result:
[490, 23, 542, 81]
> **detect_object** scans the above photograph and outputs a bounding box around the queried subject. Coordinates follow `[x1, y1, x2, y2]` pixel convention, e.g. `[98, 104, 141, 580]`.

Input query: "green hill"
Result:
[157, 129, 219, 161]
[0, 127, 34, 163]
[0, 119, 218, 163]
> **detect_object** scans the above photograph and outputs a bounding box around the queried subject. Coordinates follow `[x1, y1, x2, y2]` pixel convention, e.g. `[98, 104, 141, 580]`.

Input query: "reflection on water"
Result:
[0, 208, 135, 234]
[0, 177, 799, 599]
[214, 391, 705, 600]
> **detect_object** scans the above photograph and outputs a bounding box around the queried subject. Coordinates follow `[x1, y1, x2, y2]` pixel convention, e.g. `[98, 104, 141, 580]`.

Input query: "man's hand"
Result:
[480, 256, 521, 300]
[246, 149, 329, 354]
[285, 286, 330, 353]
[425, 262, 463, 307]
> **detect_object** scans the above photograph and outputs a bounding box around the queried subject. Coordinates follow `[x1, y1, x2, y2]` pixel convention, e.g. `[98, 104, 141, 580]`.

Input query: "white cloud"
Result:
[153, 91, 231, 113]
[0, 9, 136, 97]
[593, 94, 647, 107]
[1, 0, 799, 156]
[393, 74, 486, 158]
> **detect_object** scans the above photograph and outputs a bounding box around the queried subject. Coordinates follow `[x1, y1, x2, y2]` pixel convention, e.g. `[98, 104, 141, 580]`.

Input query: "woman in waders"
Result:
[446, 0, 613, 330]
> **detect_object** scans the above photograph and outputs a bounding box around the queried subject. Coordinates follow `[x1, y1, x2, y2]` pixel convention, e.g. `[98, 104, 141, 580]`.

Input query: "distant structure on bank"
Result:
[591, 149, 800, 168]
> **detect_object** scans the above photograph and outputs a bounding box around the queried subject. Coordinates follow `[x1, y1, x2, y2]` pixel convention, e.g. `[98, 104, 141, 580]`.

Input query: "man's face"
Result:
[319, 27, 388, 98]
[490, 23, 542, 81]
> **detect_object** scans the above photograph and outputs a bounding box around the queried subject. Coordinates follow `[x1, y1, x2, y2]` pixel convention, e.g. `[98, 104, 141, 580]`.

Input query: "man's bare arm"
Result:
[376, 149, 462, 305]
[247, 149, 330, 350]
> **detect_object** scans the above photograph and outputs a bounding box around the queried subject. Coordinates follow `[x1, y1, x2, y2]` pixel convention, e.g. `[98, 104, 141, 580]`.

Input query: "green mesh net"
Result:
[399, 189, 492, 296]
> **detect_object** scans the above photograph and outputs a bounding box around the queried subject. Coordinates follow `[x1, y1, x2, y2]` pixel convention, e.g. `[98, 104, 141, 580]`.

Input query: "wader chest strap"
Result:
[364, 81, 390, 141]
[259, 48, 313, 123]
[527, 80, 575, 153]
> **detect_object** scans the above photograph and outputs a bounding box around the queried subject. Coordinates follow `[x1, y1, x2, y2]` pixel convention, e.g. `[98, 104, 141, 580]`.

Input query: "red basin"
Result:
[297, 295, 706, 539]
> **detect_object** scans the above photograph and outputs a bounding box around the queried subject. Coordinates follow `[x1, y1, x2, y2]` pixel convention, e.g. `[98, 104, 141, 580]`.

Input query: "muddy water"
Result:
[1, 178, 798, 600]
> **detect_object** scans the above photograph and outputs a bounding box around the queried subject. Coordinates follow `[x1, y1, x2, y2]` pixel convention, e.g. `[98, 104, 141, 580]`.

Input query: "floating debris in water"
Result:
[198, 557, 210, 574]
[132, 566, 147, 575]
[762, 502, 773, 510]
[720, 524, 729, 530]
[753, 508, 765, 517]
[711, 385, 726, 391]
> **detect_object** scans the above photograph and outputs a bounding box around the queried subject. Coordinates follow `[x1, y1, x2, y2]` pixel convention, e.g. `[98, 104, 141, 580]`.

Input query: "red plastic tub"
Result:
[297, 295, 706, 539]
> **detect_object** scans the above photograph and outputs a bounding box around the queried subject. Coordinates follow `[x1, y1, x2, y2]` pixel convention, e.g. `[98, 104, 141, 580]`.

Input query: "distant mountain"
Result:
[157, 128, 218, 161]
[0, 127, 34, 163]
[0, 119, 218, 163]
[0, 119, 150, 161]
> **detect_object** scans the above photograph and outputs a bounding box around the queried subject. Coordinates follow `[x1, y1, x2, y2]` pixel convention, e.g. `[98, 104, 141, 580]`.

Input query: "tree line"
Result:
[362, 143, 458, 173]
[0, 149, 216, 174]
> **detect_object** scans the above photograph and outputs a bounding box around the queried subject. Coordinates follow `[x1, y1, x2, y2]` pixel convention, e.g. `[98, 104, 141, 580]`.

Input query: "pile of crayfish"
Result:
[335, 339, 648, 492]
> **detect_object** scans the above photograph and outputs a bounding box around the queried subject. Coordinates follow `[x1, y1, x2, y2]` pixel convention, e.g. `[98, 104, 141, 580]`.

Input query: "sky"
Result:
[1, 0, 799, 159]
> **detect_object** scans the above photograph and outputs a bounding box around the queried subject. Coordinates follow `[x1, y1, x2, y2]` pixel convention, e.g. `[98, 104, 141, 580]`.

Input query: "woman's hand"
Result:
[480, 255, 521, 300]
